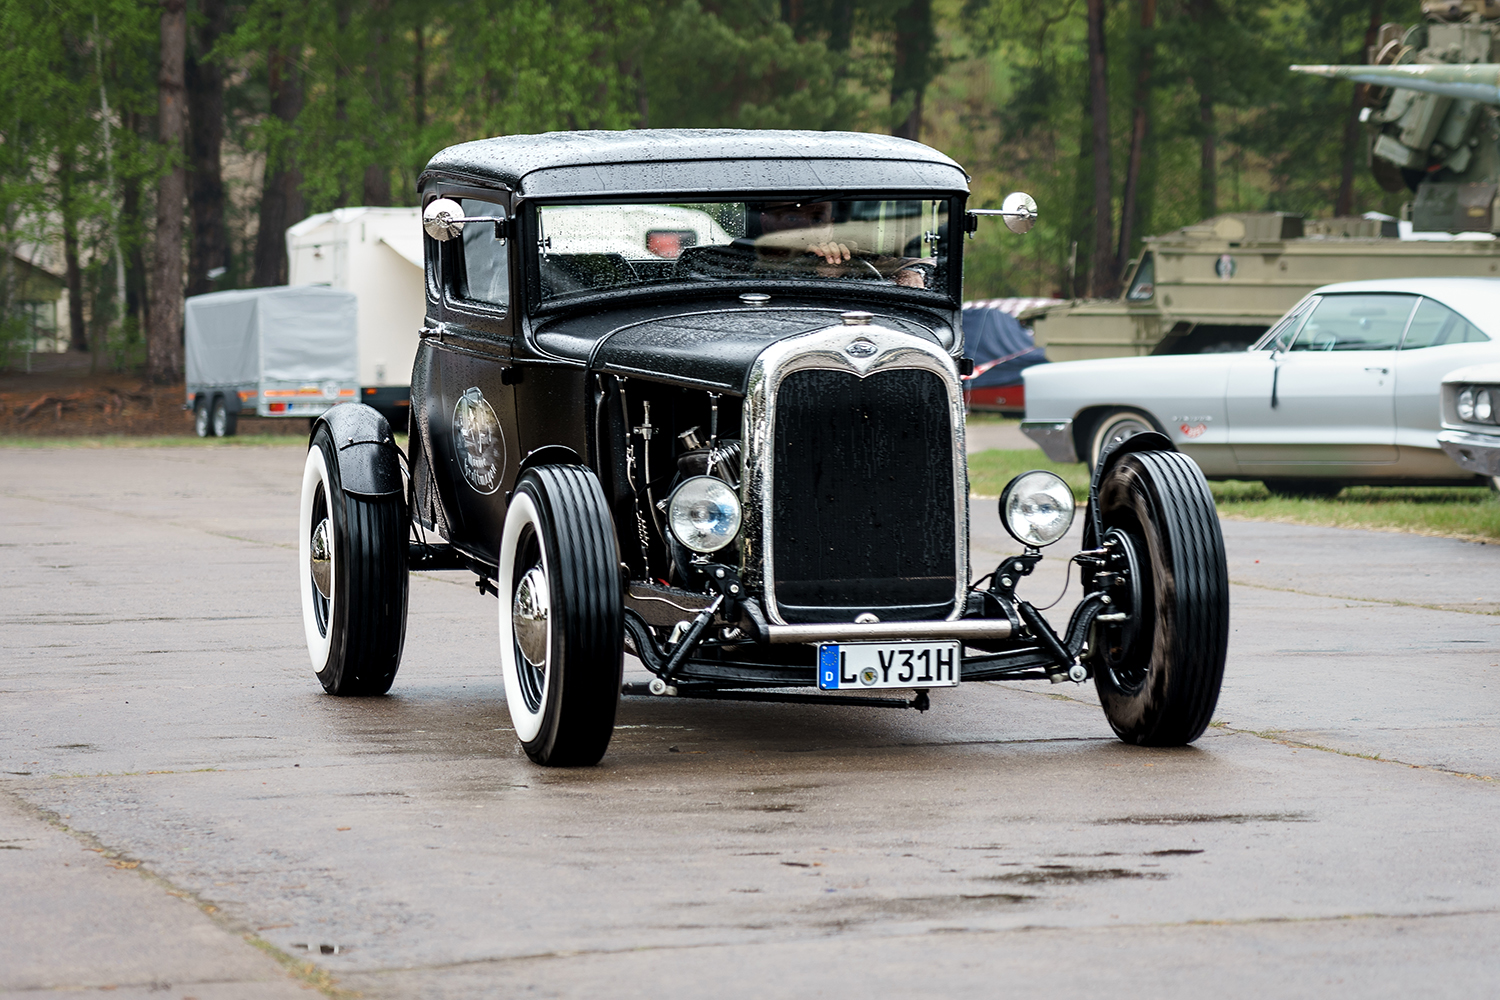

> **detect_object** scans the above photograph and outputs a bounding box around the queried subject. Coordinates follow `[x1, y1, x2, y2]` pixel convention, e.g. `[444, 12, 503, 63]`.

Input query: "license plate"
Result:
[817, 641, 960, 690]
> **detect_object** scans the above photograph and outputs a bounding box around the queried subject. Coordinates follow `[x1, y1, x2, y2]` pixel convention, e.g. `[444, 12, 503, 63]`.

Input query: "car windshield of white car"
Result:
[530, 198, 952, 305]
[1400, 297, 1490, 349]
[1288, 293, 1417, 352]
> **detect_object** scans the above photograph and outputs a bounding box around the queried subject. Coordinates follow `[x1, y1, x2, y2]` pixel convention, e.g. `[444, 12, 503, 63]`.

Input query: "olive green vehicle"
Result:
[1029, 0, 1500, 362]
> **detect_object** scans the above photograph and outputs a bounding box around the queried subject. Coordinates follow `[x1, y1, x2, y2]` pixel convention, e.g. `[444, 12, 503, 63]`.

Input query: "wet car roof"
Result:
[419, 129, 970, 201]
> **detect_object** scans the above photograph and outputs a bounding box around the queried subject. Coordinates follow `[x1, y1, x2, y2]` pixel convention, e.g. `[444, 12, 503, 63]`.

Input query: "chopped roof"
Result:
[419, 129, 970, 200]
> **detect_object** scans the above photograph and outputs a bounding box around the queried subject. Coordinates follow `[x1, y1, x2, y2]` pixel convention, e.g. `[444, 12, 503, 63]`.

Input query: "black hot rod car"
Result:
[298, 130, 1228, 766]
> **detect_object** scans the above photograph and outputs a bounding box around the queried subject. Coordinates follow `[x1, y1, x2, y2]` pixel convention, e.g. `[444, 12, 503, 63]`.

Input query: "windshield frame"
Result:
[517, 192, 965, 316]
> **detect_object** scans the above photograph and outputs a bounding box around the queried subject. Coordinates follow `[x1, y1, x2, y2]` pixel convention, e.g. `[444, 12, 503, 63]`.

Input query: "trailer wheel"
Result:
[298, 424, 408, 695]
[1091, 450, 1228, 746]
[211, 395, 238, 438]
[498, 465, 622, 766]
[193, 397, 211, 438]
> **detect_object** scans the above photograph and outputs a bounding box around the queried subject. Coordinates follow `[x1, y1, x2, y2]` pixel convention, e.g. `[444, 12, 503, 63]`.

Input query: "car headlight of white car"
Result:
[1457, 386, 1498, 425]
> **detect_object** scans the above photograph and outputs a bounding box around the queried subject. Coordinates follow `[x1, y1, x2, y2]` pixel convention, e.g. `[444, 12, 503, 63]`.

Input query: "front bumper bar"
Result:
[1439, 429, 1500, 477]
[1021, 419, 1078, 463]
[765, 618, 1014, 644]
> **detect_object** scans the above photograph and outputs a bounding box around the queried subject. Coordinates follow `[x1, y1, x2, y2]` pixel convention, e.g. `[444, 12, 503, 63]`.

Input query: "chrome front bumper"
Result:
[1020, 419, 1077, 463]
[767, 618, 1014, 644]
[1439, 429, 1500, 477]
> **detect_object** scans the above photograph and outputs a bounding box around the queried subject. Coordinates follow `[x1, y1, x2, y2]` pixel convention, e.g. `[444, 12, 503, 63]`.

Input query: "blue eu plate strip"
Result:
[819, 644, 841, 690]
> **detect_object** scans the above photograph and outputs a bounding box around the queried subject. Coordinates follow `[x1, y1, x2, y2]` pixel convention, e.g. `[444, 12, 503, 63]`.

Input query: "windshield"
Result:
[530, 197, 953, 305]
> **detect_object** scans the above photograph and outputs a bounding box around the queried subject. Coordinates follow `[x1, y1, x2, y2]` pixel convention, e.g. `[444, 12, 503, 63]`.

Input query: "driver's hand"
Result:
[806, 240, 855, 263]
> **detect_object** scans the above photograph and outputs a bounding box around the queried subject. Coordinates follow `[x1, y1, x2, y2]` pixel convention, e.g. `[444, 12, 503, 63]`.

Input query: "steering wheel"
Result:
[800, 252, 886, 281]
[1313, 331, 1338, 351]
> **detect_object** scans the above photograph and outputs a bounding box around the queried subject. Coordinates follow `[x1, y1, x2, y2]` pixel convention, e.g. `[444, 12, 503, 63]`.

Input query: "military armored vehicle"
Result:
[1029, 0, 1500, 362]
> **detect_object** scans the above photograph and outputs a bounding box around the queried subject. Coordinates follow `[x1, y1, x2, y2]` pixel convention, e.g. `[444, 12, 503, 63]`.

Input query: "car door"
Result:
[425, 194, 520, 564]
[1226, 293, 1414, 474]
[1391, 295, 1500, 472]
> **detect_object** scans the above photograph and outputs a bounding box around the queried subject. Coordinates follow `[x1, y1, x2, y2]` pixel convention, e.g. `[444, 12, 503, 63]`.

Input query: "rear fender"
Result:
[312, 403, 405, 498]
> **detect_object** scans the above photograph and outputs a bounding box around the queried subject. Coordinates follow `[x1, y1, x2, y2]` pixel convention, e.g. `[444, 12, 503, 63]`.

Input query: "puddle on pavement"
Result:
[977, 864, 1168, 886]
[1096, 812, 1309, 825]
[814, 892, 1035, 924]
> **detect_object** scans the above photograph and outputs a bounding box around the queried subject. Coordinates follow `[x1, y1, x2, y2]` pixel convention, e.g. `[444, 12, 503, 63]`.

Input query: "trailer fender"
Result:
[311, 403, 404, 498]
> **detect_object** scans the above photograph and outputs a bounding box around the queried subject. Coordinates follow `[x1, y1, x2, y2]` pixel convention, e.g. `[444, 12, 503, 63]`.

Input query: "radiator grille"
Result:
[771, 367, 956, 623]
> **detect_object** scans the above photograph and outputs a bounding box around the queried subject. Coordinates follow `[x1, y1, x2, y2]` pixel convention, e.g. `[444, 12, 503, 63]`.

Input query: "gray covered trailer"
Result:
[184, 286, 359, 437]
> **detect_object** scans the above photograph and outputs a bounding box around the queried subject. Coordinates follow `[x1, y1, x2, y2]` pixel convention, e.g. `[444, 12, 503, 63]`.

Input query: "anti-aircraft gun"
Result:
[1294, 0, 1500, 233]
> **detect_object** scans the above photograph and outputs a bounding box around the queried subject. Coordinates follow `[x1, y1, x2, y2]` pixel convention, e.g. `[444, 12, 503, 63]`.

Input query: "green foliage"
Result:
[948, 0, 1426, 298]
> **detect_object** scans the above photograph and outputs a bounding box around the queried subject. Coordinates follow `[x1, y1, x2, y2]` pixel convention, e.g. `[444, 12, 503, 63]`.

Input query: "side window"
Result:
[1401, 297, 1490, 349]
[1259, 296, 1316, 351]
[1289, 293, 1415, 352]
[458, 198, 509, 309]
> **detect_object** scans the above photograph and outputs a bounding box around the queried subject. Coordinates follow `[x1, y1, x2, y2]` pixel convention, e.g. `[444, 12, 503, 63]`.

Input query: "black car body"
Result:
[296, 129, 1230, 766]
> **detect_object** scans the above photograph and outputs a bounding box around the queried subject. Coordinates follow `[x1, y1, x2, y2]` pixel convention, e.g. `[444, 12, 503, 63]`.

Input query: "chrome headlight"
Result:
[1477, 389, 1494, 423]
[1458, 387, 1477, 422]
[999, 470, 1076, 547]
[667, 476, 742, 554]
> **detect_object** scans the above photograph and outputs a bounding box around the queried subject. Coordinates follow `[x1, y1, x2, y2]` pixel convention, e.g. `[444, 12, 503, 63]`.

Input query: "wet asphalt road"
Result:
[2, 443, 1499, 999]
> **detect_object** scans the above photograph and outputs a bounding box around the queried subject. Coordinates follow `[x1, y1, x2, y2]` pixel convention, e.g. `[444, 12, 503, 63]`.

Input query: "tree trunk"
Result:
[148, 0, 187, 383]
[1191, 0, 1216, 220]
[1198, 88, 1216, 218]
[1337, 0, 1385, 217]
[123, 111, 150, 333]
[890, 0, 935, 141]
[1117, 0, 1156, 271]
[59, 149, 88, 353]
[252, 40, 305, 288]
[186, 0, 228, 298]
[414, 20, 426, 130]
[332, 0, 351, 208]
[362, 0, 391, 206]
[1087, 0, 1118, 297]
[826, 0, 855, 53]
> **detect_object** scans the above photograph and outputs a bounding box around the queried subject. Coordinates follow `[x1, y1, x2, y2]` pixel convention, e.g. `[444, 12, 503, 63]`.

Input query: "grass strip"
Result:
[969, 448, 1500, 543]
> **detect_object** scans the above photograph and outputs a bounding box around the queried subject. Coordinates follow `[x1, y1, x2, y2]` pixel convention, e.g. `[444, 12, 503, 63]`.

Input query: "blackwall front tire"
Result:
[211, 395, 237, 437]
[1091, 450, 1228, 746]
[499, 465, 623, 767]
[1089, 410, 1157, 470]
[298, 425, 408, 695]
[193, 397, 210, 438]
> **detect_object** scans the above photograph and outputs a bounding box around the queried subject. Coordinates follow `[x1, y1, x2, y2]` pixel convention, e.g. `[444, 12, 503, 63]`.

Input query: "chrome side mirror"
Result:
[963, 191, 1038, 236]
[423, 198, 467, 241]
[998, 191, 1038, 234]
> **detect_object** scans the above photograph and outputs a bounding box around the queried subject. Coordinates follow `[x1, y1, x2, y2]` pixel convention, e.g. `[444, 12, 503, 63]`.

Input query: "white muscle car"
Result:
[1022, 278, 1500, 495]
[1438, 362, 1500, 488]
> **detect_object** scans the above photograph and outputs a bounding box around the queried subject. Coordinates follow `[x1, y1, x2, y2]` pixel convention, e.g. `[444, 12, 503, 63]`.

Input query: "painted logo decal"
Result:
[453, 387, 506, 495]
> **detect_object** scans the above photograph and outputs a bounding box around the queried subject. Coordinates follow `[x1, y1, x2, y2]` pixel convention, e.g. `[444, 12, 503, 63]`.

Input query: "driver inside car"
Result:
[753, 200, 930, 288]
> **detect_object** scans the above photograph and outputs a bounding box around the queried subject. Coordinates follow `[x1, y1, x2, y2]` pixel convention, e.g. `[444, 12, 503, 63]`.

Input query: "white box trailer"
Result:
[184, 286, 359, 437]
[287, 206, 424, 429]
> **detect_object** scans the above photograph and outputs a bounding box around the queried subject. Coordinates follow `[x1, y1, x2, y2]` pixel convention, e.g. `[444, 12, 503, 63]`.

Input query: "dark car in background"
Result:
[295, 129, 1229, 766]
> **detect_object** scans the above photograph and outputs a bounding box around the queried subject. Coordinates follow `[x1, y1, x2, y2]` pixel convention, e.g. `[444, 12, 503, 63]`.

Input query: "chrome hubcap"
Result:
[513, 566, 550, 667]
[309, 519, 332, 598]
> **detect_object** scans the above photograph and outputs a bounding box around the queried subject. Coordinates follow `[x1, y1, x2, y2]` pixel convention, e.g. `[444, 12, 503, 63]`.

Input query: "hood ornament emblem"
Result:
[845, 338, 878, 358]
